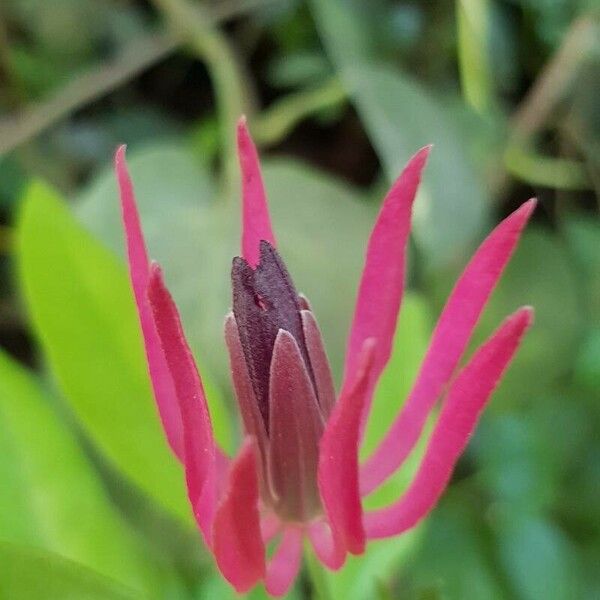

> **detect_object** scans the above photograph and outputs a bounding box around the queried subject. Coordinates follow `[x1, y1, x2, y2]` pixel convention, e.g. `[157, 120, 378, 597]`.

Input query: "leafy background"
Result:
[0, 0, 598, 598]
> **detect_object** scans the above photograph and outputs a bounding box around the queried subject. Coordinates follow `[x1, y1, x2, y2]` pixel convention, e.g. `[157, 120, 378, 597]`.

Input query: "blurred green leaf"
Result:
[324, 529, 422, 600]
[77, 143, 375, 385]
[474, 415, 560, 513]
[494, 513, 582, 600]
[16, 181, 190, 523]
[0, 542, 144, 600]
[0, 349, 156, 593]
[563, 215, 600, 322]
[264, 158, 375, 379]
[411, 493, 507, 599]
[311, 0, 491, 268]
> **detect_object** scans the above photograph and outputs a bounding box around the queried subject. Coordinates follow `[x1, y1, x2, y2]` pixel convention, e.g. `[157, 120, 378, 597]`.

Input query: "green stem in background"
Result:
[150, 0, 256, 198]
[304, 545, 333, 600]
[456, 0, 493, 114]
[252, 77, 347, 147]
[504, 145, 591, 191]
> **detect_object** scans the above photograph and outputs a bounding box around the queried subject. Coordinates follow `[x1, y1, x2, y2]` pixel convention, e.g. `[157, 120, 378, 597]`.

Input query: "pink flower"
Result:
[115, 119, 535, 596]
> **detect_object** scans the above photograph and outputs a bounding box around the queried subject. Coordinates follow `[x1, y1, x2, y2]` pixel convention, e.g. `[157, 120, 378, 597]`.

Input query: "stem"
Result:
[504, 145, 591, 191]
[456, 0, 493, 114]
[252, 78, 346, 147]
[150, 0, 256, 197]
[304, 545, 333, 600]
[0, 33, 176, 157]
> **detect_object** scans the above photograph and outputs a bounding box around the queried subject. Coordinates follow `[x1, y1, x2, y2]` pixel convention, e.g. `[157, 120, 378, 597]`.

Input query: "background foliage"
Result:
[0, 0, 598, 598]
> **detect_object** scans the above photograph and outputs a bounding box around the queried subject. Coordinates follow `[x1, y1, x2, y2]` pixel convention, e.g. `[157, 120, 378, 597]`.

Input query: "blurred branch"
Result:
[150, 0, 258, 195]
[0, 33, 178, 156]
[0, 0, 274, 159]
[498, 16, 598, 192]
[509, 16, 598, 143]
[504, 146, 591, 191]
[252, 77, 346, 147]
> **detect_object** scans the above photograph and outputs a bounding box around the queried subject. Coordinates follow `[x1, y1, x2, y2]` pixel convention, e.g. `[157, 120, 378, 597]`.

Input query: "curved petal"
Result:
[318, 340, 376, 555]
[237, 117, 276, 267]
[302, 310, 337, 417]
[308, 521, 346, 570]
[360, 199, 536, 495]
[342, 147, 430, 405]
[115, 146, 184, 461]
[269, 330, 324, 522]
[265, 527, 303, 597]
[212, 439, 266, 593]
[147, 265, 216, 542]
[224, 313, 271, 501]
[364, 307, 534, 539]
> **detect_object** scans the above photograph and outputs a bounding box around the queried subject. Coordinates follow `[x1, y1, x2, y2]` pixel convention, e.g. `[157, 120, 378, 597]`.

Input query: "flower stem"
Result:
[304, 545, 333, 600]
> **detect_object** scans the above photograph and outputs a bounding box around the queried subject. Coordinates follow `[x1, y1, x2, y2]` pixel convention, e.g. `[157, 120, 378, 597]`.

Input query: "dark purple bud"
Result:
[231, 241, 315, 431]
[227, 241, 338, 521]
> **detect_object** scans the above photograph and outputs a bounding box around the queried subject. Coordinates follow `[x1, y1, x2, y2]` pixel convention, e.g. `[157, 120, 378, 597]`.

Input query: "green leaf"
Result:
[311, 0, 490, 268]
[324, 529, 423, 600]
[411, 493, 507, 599]
[263, 158, 375, 380]
[16, 180, 190, 523]
[494, 513, 582, 600]
[0, 349, 156, 592]
[77, 143, 375, 386]
[563, 215, 600, 322]
[0, 542, 144, 600]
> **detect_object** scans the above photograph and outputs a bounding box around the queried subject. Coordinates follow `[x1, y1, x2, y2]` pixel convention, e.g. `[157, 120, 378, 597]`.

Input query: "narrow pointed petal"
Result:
[224, 313, 270, 490]
[318, 340, 376, 555]
[302, 310, 337, 417]
[308, 521, 346, 570]
[212, 439, 266, 593]
[360, 199, 536, 495]
[269, 330, 325, 522]
[237, 117, 276, 267]
[265, 528, 303, 597]
[115, 146, 184, 461]
[147, 265, 216, 541]
[342, 147, 430, 404]
[364, 308, 533, 539]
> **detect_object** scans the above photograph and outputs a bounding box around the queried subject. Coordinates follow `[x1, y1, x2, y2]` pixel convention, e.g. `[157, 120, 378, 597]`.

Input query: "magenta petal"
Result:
[308, 521, 346, 570]
[360, 199, 536, 495]
[115, 146, 184, 461]
[269, 330, 325, 521]
[237, 117, 276, 268]
[318, 340, 376, 555]
[147, 265, 216, 542]
[342, 147, 430, 404]
[302, 310, 337, 418]
[364, 307, 534, 539]
[212, 438, 266, 593]
[265, 527, 303, 597]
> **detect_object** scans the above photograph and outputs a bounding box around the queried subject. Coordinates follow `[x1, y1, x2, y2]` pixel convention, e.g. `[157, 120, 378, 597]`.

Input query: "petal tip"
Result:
[114, 144, 127, 163]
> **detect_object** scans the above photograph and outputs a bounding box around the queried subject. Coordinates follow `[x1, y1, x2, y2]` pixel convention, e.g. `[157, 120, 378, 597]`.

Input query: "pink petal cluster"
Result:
[115, 119, 535, 595]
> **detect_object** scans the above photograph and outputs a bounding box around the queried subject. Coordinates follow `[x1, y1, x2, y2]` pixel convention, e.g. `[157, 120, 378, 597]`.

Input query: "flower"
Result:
[114, 118, 535, 596]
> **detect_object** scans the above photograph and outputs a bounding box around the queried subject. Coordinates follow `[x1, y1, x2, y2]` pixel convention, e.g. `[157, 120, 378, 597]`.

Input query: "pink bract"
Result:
[115, 119, 535, 595]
